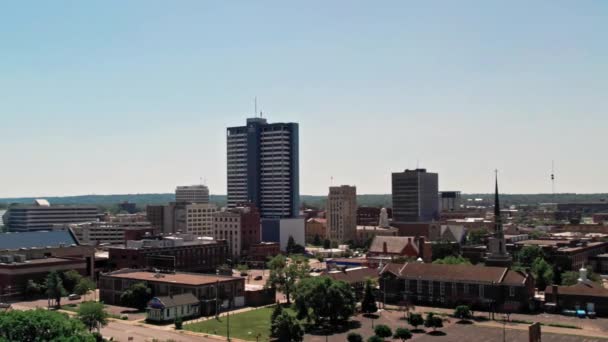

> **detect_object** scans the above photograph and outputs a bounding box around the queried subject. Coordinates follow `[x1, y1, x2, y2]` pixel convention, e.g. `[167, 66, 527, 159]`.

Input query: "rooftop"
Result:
[381, 262, 528, 285]
[104, 270, 241, 286]
[0, 230, 78, 250]
[326, 267, 378, 284]
[369, 236, 418, 254]
[546, 282, 608, 298]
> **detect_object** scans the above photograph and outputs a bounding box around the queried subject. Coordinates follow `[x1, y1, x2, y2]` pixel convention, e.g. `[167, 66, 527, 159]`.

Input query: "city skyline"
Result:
[2, 1, 608, 197]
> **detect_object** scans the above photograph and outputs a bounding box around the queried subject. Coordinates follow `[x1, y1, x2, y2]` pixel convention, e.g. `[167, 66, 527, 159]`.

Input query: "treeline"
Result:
[1, 193, 607, 210]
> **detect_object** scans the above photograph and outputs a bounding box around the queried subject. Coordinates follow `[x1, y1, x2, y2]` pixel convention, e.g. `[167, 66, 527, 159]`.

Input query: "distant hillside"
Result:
[1, 193, 607, 210]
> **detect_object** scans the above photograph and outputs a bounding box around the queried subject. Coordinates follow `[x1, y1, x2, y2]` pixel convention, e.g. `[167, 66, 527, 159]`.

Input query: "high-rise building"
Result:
[226, 117, 299, 218]
[185, 203, 218, 237]
[392, 169, 439, 223]
[175, 185, 210, 204]
[3, 200, 99, 232]
[327, 185, 357, 242]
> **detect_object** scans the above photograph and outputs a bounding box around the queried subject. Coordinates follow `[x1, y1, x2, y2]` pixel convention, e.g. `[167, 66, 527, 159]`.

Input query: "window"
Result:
[479, 284, 484, 298]
[404, 279, 409, 292]
[428, 281, 433, 295]
[452, 282, 457, 295]
[509, 286, 515, 297]
[440, 282, 445, 296]
[463, 283, 469, 295]
[417, 280, 422, 293]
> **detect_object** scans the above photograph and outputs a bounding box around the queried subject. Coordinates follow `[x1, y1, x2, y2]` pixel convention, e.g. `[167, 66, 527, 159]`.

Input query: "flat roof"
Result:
[105, 270, 240, 286]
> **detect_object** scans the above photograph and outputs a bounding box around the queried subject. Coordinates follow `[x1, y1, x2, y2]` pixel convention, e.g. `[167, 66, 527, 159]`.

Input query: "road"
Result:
[101, 320, 216, 342]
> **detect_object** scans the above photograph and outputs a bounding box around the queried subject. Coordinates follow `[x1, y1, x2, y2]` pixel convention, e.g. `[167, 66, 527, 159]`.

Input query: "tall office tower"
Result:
[175, 185, 210, 204]
[392, 169, 439, 223]
[226, 117, 299, 218]
[327, 185, 357, 242]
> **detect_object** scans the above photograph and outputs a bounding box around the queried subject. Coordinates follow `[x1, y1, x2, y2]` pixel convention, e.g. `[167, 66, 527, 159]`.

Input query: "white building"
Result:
[175, 185, 210, 204]
[185, 203, 217, 237]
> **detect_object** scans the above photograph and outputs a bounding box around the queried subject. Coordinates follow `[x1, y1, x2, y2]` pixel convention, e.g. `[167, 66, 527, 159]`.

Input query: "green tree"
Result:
[0, 309, 95, 342]
[323, 239, 331, 249]
[270, 311, 303, 342]
[270, 303, 283, 322]
[347, 332, 364, 342]
[293, 276, 356, 325]
[424, 313, 443, 332]
[313, 234, 322, 246]
[77, 301, 108, 333]
[74, 278, 96, 296]
[174, 316, 183, 330]
[561, 270, 602, 286]
[374, 324, 392, 339]
[267, 255, 309, 305]
[120, 282, 152, 310]
[467, 229, 488, 245]
[24, 279, 41, 299]
[454, 305, 471, 321]
[361, 278, 378, 314]
[431, 240, 459, 260]
[62, 270, 83, 293]
[516, 246, 544, 267]
[285, 236, 305, 254]
[531, 257, 553, 290]
[407, 313, 424, 330]
[46, 271, 67, 308]
[432, 256, 471, 265]
[393, 327, 413, 341]
[236, 264, 249, 276]
[367, 336, 384, 342]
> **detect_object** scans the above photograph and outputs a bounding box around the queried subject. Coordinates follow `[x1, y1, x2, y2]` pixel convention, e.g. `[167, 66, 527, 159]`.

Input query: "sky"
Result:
[1, 1, 607, 197]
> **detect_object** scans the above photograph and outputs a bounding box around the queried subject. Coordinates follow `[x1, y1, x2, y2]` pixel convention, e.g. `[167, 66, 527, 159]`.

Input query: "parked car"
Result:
[254, 275, 263, 281]
[68, 294, 81, 300]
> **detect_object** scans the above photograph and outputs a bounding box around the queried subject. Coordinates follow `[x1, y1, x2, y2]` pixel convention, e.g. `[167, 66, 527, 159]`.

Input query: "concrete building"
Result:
[3, 199, 98, 232]
[212, 204, 261, 257]
[261, 217, 305, 251]
[392, 169, 438, 223]
[357, 207, 392, 226]
[327, 185, 357, 242]
[226, 117, 299, 219]
[146, 205, 164, 233]
[439, 191, 462, 212]
[356, 225, 398, 244]
[176, 185, 210, 204]
[58, 220, 153, 246]
[185, 203, 218, 237]
[108, 233, 228, 273]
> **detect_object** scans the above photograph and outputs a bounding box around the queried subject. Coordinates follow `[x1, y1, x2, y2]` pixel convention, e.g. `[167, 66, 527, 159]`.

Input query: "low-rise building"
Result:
[108, 233, 228, 273]
[380, 262, 535, 313]
[305, 218, 327, 243]
[3, 200, 98, 232]
[367, 236, 430, 263]
[429, 225, 466, 244]
[147, 293, 200, 322]
[99, 269, 245, 314]
[326, 267, 378, 299]
[356, 226, 398, 244]
[57, 219, 153, 246]
[513, 239, 608, 271]
[545, 267, 608, 316]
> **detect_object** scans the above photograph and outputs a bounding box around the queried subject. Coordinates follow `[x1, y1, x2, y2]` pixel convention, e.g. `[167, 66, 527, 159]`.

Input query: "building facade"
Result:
[3, 200, 98, 232]
[380, 262, 535, 313]
[185, 203, 218, 237]
[175, 185, 210, 204]
[212, 204, 261, 257]
[305, 218, 327, 243]
[392, 169, 438, 223]
[439, 191, 462, 212]
[226, 117, 299, 218]
[327, 185, 357, 242]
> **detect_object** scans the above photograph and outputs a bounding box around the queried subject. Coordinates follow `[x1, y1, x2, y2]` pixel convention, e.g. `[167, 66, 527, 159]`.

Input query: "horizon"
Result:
[2, 1, 607, 197]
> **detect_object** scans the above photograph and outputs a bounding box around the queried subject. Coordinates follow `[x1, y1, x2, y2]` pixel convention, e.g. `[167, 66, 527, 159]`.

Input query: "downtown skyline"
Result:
[2, 1, 607, 197]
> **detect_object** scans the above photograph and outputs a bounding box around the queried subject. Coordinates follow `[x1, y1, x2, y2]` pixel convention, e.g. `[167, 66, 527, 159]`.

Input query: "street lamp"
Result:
[222, 301, 231, 341]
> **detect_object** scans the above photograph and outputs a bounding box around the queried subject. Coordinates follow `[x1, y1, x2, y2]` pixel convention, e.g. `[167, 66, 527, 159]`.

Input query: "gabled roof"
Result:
[545, 282, 608, 298]
[369, 236, 418, 254]
[380, 262, 527, 285]
[441, 225, 466, 242]
[0, 231, 78, 250]
[152, 293, 199, 307]
[326, 267, 378, 284]
[307, 218, 326, 224]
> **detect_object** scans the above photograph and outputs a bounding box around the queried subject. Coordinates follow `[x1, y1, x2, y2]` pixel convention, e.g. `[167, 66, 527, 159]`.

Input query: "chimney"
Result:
[383, 242, 388, 254]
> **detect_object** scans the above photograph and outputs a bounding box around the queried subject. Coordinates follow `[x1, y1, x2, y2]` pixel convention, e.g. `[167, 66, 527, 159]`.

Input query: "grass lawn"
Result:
[185, 306, 291, 341]
[60, 303, 121, 319]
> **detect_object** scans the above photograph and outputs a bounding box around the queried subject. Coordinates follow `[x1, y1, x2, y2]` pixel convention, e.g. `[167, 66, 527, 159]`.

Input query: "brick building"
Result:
[99, 269, 245, 314]
[305, 218, 327, 243]
[513, 239, 608, 271]
[367, 236, 431, 263]
[380, 262, 535, 313]
[213, 203, 260, 257]
[545, 267, 608, 316]
[108, 234, 228, 273]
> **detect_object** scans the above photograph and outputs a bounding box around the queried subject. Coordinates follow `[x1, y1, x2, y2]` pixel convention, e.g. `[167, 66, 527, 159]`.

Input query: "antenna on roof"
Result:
[254, 96, 257, 117]
[551, 160, 555, 199]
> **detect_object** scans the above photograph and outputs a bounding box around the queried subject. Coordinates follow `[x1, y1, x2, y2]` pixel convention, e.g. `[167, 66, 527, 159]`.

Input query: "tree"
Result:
[293, 276, 356, 326]
[62, 270, 83, 294]
[361, 278, 378, 314]
[374, 324, 392, 339]
[270, 303, 283, 322]
[46, 271, 67, 308]
[24, 279, 42, 299]
[367, 336, 384, 342]
[323, 239, 331, 249]
[424, 313, 443, 332]
[431, 240, 459, 260]
[516, 246, 544, 267]
[120, 282, 152, 310]
[313, 234, 322, 246]
[267, 255, 309, 305]
[285, 235, 305, 254]
[467, 229, 488, 245]
[561, 270, 602, 286]
[174, 316, 183, 330]
[393, 327, 413, 341]
[454, 305, 471, 321]
[0, 309, 95, 342]
[77, 301, 108, 333]
[408, 313, 424, 330]
[74, 278, 96, 297]
[347, 332, 363, 342]
[432, 256, 471, 265]
[270, 311, 303, 342]
[236, 264, 249, 276]
[531, 257, 553, 290]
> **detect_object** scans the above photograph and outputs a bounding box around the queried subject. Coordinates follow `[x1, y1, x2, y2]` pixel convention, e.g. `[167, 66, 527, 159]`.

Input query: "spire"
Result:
[494, 169, 502, 235]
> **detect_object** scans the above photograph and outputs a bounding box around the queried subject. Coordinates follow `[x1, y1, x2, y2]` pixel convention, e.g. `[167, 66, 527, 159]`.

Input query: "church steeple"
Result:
[494, 170, 503, 237]
[485, 170, 512, 267]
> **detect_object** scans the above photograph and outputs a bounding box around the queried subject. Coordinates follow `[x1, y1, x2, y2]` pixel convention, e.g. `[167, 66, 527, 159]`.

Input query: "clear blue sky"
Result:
[1, 1, 607, 197]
